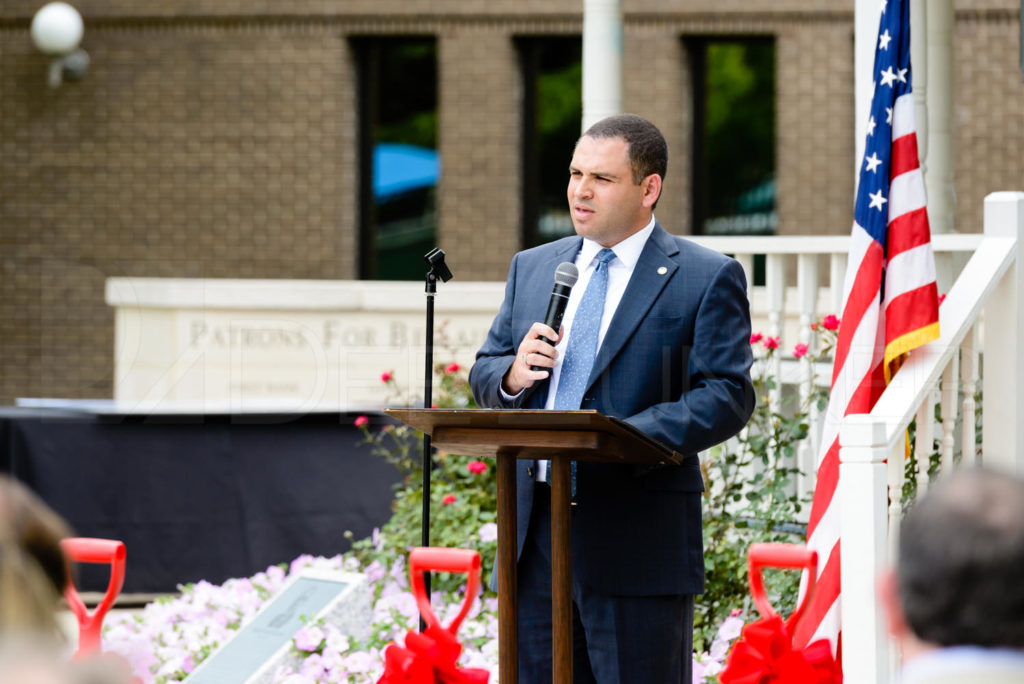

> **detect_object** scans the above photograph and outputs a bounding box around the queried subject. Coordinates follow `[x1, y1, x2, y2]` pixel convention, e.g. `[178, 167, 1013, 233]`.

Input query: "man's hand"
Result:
[501, 322, 562, 396]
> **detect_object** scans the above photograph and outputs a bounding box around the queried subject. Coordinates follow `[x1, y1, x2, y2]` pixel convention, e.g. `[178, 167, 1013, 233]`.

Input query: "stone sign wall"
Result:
[106, 278, 503, 412]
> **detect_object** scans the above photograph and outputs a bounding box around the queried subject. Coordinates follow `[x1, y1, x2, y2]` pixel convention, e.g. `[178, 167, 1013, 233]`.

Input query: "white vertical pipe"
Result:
[910, 0, 928, 175]
[582, 0, 623, 132]
[925, 0, 954, 233]
[855, 0, 885, 176]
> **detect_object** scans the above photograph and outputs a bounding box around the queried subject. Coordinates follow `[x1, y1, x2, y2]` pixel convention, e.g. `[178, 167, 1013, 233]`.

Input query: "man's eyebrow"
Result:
[568, 165, 620, 179]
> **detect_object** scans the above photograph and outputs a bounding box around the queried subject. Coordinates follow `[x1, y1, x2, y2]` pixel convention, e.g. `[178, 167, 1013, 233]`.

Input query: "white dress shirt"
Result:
[500, 216, 656, 481]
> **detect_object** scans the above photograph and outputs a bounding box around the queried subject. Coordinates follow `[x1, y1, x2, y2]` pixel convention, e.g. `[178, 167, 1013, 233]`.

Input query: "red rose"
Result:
[354, 415, 369, 428]
[750, 332, 763, 344]
[793, 343, 809, 359]
[763, 336, 780, 351]
[822, 315, 840, 331]
[445, 362, 460, 374]
[442, 494, 456, 505]
[381, 370, 394, 383]
[467, 461, 488, 475]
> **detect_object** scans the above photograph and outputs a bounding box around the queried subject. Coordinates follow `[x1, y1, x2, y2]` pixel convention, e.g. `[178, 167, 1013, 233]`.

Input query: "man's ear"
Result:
[879, 568, 909, 638]
[641, 174, 662, 208]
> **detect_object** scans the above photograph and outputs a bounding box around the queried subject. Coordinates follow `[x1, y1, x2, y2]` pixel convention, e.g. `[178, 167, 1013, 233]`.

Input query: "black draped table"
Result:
[0, 407, 399, 594]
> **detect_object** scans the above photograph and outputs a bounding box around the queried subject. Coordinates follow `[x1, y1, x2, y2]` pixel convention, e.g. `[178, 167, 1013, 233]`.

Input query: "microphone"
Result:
[532, 262, 578, 371]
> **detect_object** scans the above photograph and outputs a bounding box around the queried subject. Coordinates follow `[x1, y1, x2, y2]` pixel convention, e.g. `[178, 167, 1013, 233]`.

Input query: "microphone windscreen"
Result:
[554, 262, 579, 288]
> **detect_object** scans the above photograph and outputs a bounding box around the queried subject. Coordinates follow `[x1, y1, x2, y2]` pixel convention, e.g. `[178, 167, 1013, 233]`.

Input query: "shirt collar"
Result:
[578, 216, 656, 270]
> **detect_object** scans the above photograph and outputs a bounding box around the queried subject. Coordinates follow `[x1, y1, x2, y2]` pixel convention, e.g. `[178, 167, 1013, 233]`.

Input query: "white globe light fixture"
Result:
[30, 2, 89, 88]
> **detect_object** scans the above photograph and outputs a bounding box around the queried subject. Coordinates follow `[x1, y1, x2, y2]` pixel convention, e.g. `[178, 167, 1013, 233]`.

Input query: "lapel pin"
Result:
[657, 266, 668, 275]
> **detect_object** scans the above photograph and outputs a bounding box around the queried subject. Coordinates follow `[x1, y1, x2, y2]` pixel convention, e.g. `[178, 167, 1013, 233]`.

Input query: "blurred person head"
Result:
[881, 467, 1024, 660]
[0, 474, 73, 637]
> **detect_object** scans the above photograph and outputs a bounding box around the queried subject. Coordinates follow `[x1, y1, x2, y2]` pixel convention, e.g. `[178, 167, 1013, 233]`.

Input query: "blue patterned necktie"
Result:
[547, 247, 617, 494]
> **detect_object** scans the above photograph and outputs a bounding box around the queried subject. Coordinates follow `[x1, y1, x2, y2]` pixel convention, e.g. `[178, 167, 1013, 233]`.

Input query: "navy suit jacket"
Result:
[469, 223, 754, 596]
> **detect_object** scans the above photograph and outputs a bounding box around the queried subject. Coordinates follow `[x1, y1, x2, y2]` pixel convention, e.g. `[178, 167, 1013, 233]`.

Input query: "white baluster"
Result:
[961, 325, 979, 464]
[887, 438, 905, 560]
[797, 254, 819, 502]
[915, 393, 936, 493]
[766, 254, 785, 412]
[829, 252, 847, 317]
[940, 352, 960, 470]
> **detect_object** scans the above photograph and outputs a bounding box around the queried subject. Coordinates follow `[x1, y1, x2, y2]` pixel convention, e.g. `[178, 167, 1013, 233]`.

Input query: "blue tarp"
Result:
[373, 143, 440, 200]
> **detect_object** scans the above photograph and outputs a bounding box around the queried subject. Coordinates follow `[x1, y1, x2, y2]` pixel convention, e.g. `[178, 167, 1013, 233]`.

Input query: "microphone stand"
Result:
[420, 248, 452, 630]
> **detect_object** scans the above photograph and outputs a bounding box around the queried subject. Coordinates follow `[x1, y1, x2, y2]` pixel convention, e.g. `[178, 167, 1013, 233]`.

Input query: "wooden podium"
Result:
[386, 408, 682, 684]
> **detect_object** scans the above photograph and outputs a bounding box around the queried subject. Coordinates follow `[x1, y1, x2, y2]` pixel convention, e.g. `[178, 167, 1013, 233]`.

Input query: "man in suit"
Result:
[469, 114, 754, 683]
[879, 467, 1024, 683]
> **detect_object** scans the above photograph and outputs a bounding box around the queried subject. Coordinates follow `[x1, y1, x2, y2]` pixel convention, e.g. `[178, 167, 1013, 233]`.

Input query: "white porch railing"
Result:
[689, 229, 983, 506]
[835, 192, 1023, 682]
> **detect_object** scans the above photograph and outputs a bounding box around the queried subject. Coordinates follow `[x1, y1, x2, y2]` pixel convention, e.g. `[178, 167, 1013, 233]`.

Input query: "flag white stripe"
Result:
[891, 93, 916, 139]
[887, 168, 926, 224]
[884, 243, 938, 307]
[807, 480, 840, 552]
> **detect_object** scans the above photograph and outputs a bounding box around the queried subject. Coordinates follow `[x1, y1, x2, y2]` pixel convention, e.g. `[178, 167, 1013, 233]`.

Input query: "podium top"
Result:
[385, 408, 682, 466]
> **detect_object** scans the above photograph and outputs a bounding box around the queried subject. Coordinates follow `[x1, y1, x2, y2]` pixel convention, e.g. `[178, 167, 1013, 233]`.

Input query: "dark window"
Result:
[690, 38, 776, 238]
[354, 38, 438, 280]
[518, 37, 583, 249]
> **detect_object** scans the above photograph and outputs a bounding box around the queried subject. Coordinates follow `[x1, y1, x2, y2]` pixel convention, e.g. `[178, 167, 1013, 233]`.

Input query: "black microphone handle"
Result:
[531, 283, 571, 371]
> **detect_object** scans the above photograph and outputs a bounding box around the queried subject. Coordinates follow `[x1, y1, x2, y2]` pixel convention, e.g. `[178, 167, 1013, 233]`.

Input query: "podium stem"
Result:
[550, 458, 573, 683]
[496, 449, 518, 684]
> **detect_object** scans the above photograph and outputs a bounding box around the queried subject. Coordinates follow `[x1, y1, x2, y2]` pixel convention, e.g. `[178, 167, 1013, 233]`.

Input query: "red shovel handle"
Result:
[61, 538, 126, 657]
[748, 543, 817, 633]
[409, 547, 481, 635]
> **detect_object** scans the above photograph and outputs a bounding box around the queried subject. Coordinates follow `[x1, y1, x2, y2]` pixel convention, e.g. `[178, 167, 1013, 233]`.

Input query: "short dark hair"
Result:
[582, 113, 668, 186]
[898, 467, 1024, 648]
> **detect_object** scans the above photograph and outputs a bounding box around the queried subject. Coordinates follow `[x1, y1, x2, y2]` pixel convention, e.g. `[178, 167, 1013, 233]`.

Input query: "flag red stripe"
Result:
[886, 283, 940, 338]
[889, 132, 920, 180]
[793, 540, 842, 647]
[886, 207, 931, 259]
[831, 243, 884, 386]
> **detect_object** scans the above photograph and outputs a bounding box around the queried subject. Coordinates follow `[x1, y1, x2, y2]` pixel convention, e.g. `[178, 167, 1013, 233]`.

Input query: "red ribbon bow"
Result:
[377, 624, 489, 684]
[720, 615, 842, 684]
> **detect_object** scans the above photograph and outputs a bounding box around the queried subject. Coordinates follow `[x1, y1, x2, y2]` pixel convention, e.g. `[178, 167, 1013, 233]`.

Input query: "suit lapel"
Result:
[586, 223, 679, 387]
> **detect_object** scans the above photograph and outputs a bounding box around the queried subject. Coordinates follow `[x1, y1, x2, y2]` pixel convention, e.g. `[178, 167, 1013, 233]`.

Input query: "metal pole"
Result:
[582, 0, 623, 131]
[421, 271, 436, 631]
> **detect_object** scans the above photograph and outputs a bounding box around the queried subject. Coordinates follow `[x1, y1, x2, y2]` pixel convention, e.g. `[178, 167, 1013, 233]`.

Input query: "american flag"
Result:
[793, 0, 940, 650]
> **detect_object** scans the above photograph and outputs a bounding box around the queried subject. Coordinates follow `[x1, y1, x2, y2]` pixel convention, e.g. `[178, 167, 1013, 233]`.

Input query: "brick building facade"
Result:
[0, 0, 1021, 402]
